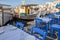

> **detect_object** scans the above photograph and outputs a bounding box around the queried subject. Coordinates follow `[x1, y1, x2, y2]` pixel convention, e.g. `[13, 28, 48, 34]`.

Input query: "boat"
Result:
[14, 4, 38, 20]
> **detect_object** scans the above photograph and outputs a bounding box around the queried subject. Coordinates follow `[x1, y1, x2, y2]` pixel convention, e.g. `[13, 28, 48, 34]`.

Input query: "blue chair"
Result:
[53, 18, 58, 24]
[45, 14, 57, 24]
[50, 24, 60, 40]
[34, 18, 48, 33]
[31, 27, 47, 40]
[55, 12, 60, 24]
[45, 14, 56, 24]
[49, 19, 55, 25]
[34, 18, 42, 28]
[54, 18, 60, 24]
[35, 18, 47, 30]
[56, 12, 60, 15]
[45, 14, 55, 19]
[16, 22, 24, 30]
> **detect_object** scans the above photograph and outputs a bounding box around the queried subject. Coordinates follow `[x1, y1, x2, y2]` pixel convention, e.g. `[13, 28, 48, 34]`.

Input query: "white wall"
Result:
[20, 7, 25, 13]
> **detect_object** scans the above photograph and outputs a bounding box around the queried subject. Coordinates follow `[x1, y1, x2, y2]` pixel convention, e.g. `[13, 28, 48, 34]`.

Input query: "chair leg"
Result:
[30, 28, 33, 35]
[43, 32, 47, 40]
[50, 28, 54, 37]
[16, 22, 24, 30]
[22, 26, 24, 30]
[16, 23, 19, 28]
[45, 23, 48, 34]
[58, 31, 60, 40]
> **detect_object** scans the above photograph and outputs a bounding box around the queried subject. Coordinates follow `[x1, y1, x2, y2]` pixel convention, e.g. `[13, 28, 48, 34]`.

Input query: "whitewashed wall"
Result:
[0, 12, 12, 26]
[0, 13, 2, 25]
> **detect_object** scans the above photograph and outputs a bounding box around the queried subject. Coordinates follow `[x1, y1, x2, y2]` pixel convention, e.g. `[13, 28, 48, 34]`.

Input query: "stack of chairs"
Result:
[15, 12, 60, 40]
[30, 18, 48, 40]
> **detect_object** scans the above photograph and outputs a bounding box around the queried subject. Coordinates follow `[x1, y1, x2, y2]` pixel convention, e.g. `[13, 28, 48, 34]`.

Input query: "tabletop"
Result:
[45, 14, 55, 19]
[0, 25, 39, 40]
[38, 17, 52, 23]
[51, 24, 60, 30]
[54, 14, 60, 18]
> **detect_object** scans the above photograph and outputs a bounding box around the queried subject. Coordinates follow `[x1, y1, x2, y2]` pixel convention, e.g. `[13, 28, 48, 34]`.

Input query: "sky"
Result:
[0, 0, 55, 7]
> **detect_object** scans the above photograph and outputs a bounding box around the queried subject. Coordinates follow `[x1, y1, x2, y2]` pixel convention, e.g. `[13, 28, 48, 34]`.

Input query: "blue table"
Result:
[45, 13, 60, 24]
[0, 25, 39, 40]
[50, 24, 60, 40]
[45, 14, 55, 19]
[38, 17, 52, 26]
[54, 14, 60, 24]
[54, 14, 60, 18]
[37, 17, 52, 33]
[38, 17, 52, 23]
[56, 12, 60, 15]
[45, 14, 58, 24]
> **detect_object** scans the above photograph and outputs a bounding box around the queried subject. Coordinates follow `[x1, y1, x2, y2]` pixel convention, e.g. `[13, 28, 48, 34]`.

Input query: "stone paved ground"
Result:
[8, 20, 57, 40]
[24, 21, 57, 40]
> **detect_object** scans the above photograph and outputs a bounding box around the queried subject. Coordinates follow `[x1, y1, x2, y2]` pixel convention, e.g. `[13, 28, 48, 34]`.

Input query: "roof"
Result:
[0, 4, 11, 6]
[21, 4, 38, 7]
[0, 4, 11, 9]
[0, 7, 11, 10]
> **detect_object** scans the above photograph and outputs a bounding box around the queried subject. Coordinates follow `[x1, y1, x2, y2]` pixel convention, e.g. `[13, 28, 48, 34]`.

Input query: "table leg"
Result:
[46, 23, 49, 34]
[58, 31, 60, 40]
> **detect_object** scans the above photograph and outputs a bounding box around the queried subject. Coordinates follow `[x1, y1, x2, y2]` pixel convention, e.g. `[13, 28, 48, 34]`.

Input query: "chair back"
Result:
[16, 22, 24, 30]
[34, 18, 42, 28]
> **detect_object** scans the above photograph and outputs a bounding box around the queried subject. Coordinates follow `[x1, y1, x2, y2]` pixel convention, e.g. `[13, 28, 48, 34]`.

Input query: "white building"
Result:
[45, 0, 60, 13]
